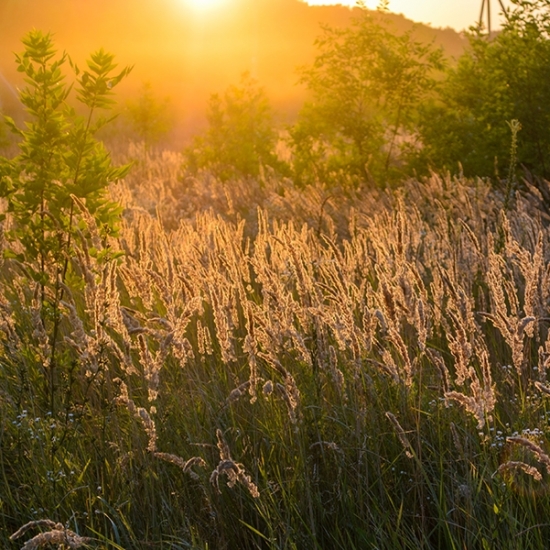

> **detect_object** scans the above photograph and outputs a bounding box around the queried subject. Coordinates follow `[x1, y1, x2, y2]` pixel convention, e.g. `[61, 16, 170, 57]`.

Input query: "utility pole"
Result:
[479, 0, 509, 35]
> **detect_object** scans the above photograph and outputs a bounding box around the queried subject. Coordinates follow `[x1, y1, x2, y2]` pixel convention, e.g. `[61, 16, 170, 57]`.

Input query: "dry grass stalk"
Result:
[275, 380, 301, 425]
[506, 436, 550, 474]
[286, 232, 314, 309]
[415, 298, 428, 352]
[115, 379, 157, 451]
[445, 391, 487, 430]
[243, 307, 259, 403]
[386, 327, 413, 386]
[284, 372, 301, 418]
[445, 309, 473, 387]
[426, 348, 451, 393]
[373, 308, 388, 334]
[258, 351, 302, 422]
[10, 519, 93, 549]
[210, 429, 259, 498]
[62, 300, 99, 376]
[327, 345, 346, 400]
[310, 440, 344, 457]
[534, 380, 550, 396]
[137, 406, 158, 452]
[504, 226, 544, 337]
[262, 380, 274, 396]
[522, 232, 544, 335]
[497, 461, 543, 481]
[385, 411, 413, 459]
[444, 346, 495, 429]
[153, 452, 206, 480]
[208, 284, 236, 364]
[226, 380, 252, 405]
[485, 237, 529, 374]
[378, 350, 401, 384]
[137, 333, 159, 402]
[196, 319, 214, 356]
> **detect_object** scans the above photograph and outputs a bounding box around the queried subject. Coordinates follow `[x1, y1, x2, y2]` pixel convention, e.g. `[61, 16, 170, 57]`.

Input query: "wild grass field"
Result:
[4, 3, 550, 546]
[3, 141, 550, 549]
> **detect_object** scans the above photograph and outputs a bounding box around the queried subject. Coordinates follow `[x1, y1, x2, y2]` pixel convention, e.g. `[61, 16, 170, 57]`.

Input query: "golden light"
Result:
[184, 0, 230, 14]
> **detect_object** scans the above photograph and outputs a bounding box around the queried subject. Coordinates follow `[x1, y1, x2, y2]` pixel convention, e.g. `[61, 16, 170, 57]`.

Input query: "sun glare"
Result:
[185, 0, 230, 13]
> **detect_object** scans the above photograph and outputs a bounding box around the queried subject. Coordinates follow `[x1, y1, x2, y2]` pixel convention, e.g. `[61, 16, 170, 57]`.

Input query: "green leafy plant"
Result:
[184, 72, 284, 181]
[0, 30, 132, 413]
[125, 81, 174, 146]
[1, 31, 131, 272]
[290, 3, 444, 186]
[417, 0, 550, 182]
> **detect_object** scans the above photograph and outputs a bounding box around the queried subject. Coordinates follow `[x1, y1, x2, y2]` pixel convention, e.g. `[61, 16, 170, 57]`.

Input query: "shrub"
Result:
[184, 72, 284, 181]
[0, 29, 131, 414]
[290, 2, 443, 186]
[418, 0, 550, 182]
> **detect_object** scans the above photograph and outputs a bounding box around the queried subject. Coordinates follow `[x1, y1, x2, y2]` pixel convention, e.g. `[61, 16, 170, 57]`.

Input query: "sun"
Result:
[184, 0, 230, 13]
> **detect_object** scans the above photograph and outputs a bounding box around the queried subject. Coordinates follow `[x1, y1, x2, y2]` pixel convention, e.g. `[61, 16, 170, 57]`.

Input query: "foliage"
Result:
[0, 110, 8, 147]
[290, 3, 444, 186]
[124, 81, 174, 146]
[417, 0, 550, 180]
[184, 72, 284, 181]
[0, 30, 131, 277]
[0, 30, 131, 418]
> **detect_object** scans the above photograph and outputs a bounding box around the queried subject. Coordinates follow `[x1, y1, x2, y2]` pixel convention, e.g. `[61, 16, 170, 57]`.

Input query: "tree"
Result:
[290, 3, 444, 186]
[125, 81, 174, 146]
[184, 73, 282, 181]
[1, 31, 132, 277]
[0, 30, 131, 413]
[417, 0, 550, 180]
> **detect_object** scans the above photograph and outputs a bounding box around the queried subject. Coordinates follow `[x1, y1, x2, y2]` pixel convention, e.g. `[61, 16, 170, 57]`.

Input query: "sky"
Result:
[0, 0, 484, 141]
[304, 0, 514, 31]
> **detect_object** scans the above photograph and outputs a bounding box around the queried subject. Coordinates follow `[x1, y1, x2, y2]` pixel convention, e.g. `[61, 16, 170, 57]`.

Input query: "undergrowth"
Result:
[2, 141, 550, 548]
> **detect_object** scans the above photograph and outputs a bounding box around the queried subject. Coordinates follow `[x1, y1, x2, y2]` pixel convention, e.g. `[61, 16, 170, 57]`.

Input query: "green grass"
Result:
[2, 146, 550, 549]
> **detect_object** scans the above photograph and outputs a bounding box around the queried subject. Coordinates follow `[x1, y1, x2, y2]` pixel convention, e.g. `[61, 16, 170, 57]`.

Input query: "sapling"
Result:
[0, 30, 132, 414]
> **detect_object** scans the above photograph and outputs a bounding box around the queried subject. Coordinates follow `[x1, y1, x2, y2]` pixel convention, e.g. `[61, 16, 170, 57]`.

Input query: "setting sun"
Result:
[184, 0, 230, 13]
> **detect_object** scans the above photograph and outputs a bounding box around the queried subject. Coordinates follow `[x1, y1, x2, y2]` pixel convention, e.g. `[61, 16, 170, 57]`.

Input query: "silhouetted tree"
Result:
[290, 2, 443, 186]
[184, 73, 283, 181]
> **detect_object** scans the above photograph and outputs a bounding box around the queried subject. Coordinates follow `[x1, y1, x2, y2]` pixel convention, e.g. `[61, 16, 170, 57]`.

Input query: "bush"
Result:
[418, 0, 550, 181]
[124, 81, 174, 146]
[184, 72, 285, 181]
[290, 3, 443, 186]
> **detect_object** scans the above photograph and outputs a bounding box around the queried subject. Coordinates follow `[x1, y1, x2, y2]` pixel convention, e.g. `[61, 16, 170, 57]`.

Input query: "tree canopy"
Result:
[290, 3, 444, 186]
[418, 0, 550, 180]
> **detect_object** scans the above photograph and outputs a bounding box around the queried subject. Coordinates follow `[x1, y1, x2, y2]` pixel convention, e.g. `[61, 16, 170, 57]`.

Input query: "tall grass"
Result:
[2, 144, 550, 548]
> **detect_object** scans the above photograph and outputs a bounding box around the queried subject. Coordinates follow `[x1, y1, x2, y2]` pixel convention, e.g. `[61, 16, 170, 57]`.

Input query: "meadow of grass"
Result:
[2, 143, 550, 549]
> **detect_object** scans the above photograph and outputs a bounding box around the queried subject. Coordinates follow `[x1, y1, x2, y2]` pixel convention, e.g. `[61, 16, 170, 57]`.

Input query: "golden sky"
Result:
[304, 0, 514, 31]
[0, 0, 469, 141]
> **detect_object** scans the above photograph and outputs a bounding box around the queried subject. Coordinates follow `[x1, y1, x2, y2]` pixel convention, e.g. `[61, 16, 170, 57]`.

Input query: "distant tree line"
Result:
[184, 0, 550, 192]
